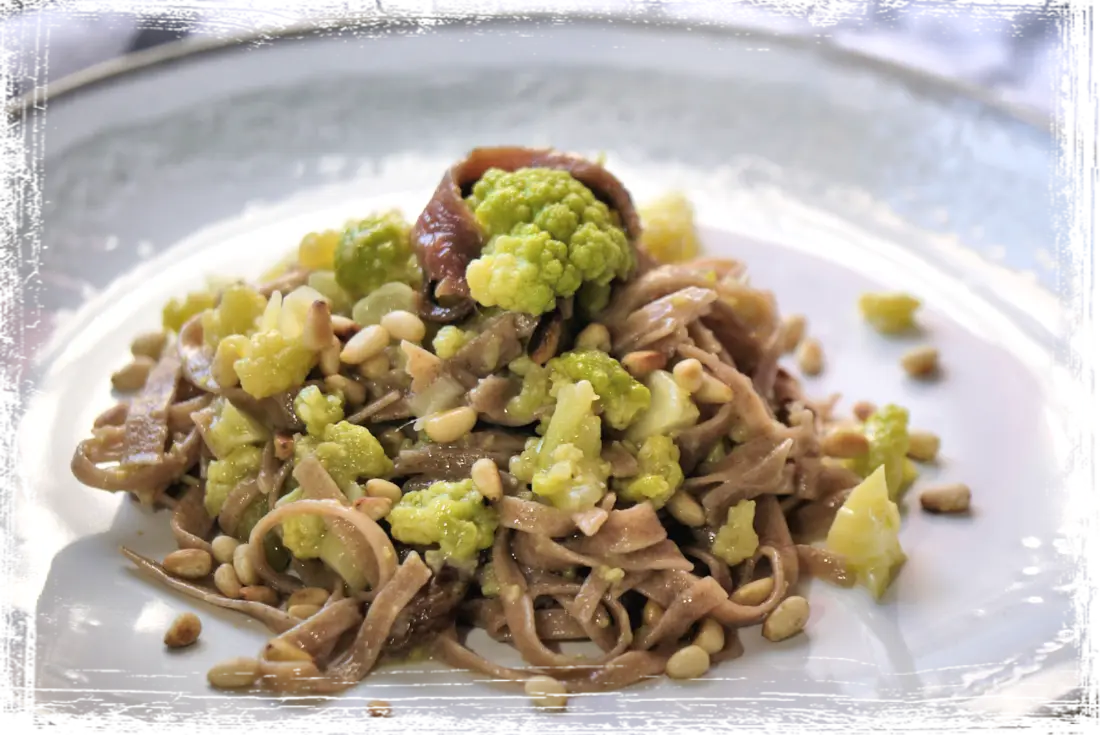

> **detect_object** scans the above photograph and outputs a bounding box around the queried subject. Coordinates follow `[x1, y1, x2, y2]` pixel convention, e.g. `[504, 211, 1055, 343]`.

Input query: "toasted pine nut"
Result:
[111, 356, 156, 392]
[622, 350, 666, 379]
[324, 374, 367, 406]
[214, 563, 242, 599]
[666, 644, 710, 680]
[666, 491, 705, 528]
[907, 430, 941, 462]
[164, 612, 202, 648]
[263, 637, 314, 662]
[471, 458, 503, 501]
[368, 700, 393, 718]
[358, 353, 391, 379]
[919, 483, 970, 514]
[330, 315, 359, 338]
[207, 657, 260, 689]
[287, 604, 322, 620]
[162, 548, 212, 579]
[274, 433, 295, 461]
[780, 314, 807, 353]
[694, 372, 734, 403]
[365, 478, 403, 504]
[692, 618, 725, 655]
[524, 675, 568, 710]
[672, 358, 704, 393]
[319, 337, 342, 376]
[901, 345, 939, 378]
[852, 401, 877, 421]
[796, 338, 824, 376]
[233, 543, 259, 586]
[287, 587, 330, 608]
[131, 331, 167, 360]
[731, 577, 774, 606]
[424, 406, 477, 444]
[210, 535, 241, 565]
[354, 496, 392, 521]
[575, 323, 612, 353]
[302, 300, 334, 352]
[642, 600, 664, 626]
[821, 427, 870, 459]
[240, 586, 279, 606]
[762, 595, 810, 642]
[340, 324, 390, 364]
[380, 310, 426, 344]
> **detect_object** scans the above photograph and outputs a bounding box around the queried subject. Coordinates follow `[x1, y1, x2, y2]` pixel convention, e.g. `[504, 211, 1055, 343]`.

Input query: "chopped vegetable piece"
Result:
[638, 192, 702, 264]
[432, 325, 475, 359]
[351, 281, 419, 327]
[162, 290, 217, 333]
[711, 500, 759, 566]
[293, 385, 345, 437]
[614, 435, 684, 509]
[334, 210, 419, 298]
[294, 421, 392, 489]
[307, 270, 353, 315]
[205, 445, 263, 518]
[843, 404, 910, 499]
[298, 229, 341, 271]
[625, 370, 700, 443]
[201, 284, 267, 348]
[859, 292, 921, 334]
[387, 479, 498, 562]
[547, 350, 651, 430]
[205, 399, 270, 459]
[825, 466, 906, 599]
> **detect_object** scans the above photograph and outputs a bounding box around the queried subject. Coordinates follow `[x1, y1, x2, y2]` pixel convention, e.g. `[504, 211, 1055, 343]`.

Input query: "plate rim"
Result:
[0, 8, 1095, 730]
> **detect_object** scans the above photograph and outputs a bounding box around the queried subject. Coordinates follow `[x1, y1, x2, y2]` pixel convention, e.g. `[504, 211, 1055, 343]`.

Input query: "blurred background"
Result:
[3, 0, 1063, 118]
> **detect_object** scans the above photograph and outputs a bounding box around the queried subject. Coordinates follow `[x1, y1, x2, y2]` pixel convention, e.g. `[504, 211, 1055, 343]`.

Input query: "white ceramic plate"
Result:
[13, 16, 1077, 731]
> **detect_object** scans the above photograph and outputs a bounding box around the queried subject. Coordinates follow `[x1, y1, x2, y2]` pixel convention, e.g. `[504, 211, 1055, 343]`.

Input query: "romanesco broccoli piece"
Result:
[504, 363, 554, 425]
[333, 210, 420, 298]
[711, 499, 759, 566]
[825, 465, 905, 600]
[387, 479, 498, 562]
[625, 370, 700, 443]
[614, 435, 684, 509]
[510, 380, 611, 512]
[162, 290, 217, 333]
[843, 404, 910, 499]
[201, 284, 267, 348]
[205, 398, 270, 459]
[547, 349, 650, 430]
[293, 385, 345, 437]
[638, 191, 702, 264]
[294, 421, 392, 489]
[204, 445, 263, 518]
[858, 292, 921, 334]
[464, 168, 633, 315]
[432, 325, 475, 359]
[277, 487, 326, 558]
[232, 329, 316, 399]
[577, 281, 612, 318]
[298, 229, 342, 271]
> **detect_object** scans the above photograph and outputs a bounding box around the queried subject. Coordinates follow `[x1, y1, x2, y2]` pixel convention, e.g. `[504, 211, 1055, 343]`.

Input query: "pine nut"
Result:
[524, 675, 568, 709]
[358, 353, 391, 379]
[287, 587, 330, 608]
[762, 595, 810, 642]
[731, 577, 774, 606]
[162, 548, 212, 579]
[164, 612, 202, 648]
[780, 314, 807, 353]
[907, 430, 941, 462]
[380, 310, 426, 344]
[111, 356, 156, 392]
[214, 563, 242, 599]
[852, 401, 876, 421]
[330, 315, 359, 338]
[666, 491, 705, 528]
[622, 350, 666, 379]
[692, 618, 725, 655]
[263, 637, 314, 662]
[302, 300, 335, 352]
[340, 324, 390, 364]
[642, 600, 664, 626]
[901, 345, 939, 378]
[821, 427, 870, 459]
[233, 543, 259, 586]
[368, 700, 393, 718]
[424, 406, 477, 444]
[131, 331, 167, 360]
[920, 483, 970, 514]
[796, 338, 824, 376]
[365, 478, 403, 504]
[571, 507, 608, 537]
[353, 496, 392, 521]
[471, 458, 503, 501]
[287, 604, 321, 620]
[207, 657, 260, 689]
[694, 372, 734, 403]
[319, 337, 342, 376]
[672, 358, 703, 393]
[575, 323, 611, 353]
[210, 535, 241, 565]
[274, 433, 295, 461]
[324, 374, 367, 405]
[666, 644, 710, 680]
[240, 586, 279, 606]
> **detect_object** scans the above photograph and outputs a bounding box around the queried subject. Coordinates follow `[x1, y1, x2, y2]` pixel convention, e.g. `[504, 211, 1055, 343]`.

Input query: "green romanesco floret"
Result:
[502, 363, 553, 425]
[711, 499, 759, 566]
[333, 210, 420, 298]
[298, 229, 342, 271]
[843, 404, 910, 499]
[614, 435, 684, 509]
[232, 329, 316, 399]
[547, 350, 650, 430]
[510, 380, 611, 512]
[293, 385, 346, 437]
[204, 445, 263, 518]
[162, 290, 217, 333]
[277, 487, 327, 558]
[387, 479, 498, 562]
[432, 326, 475, 359]
[294, 421, 393, 489]
[625, 370, 700, 443]
[201, 283, 267, 348]
[464, 168, 633, 315]
[577, 281, 612, 318]
[858, 292, 921, 335]
[204, 398, 270, 459]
